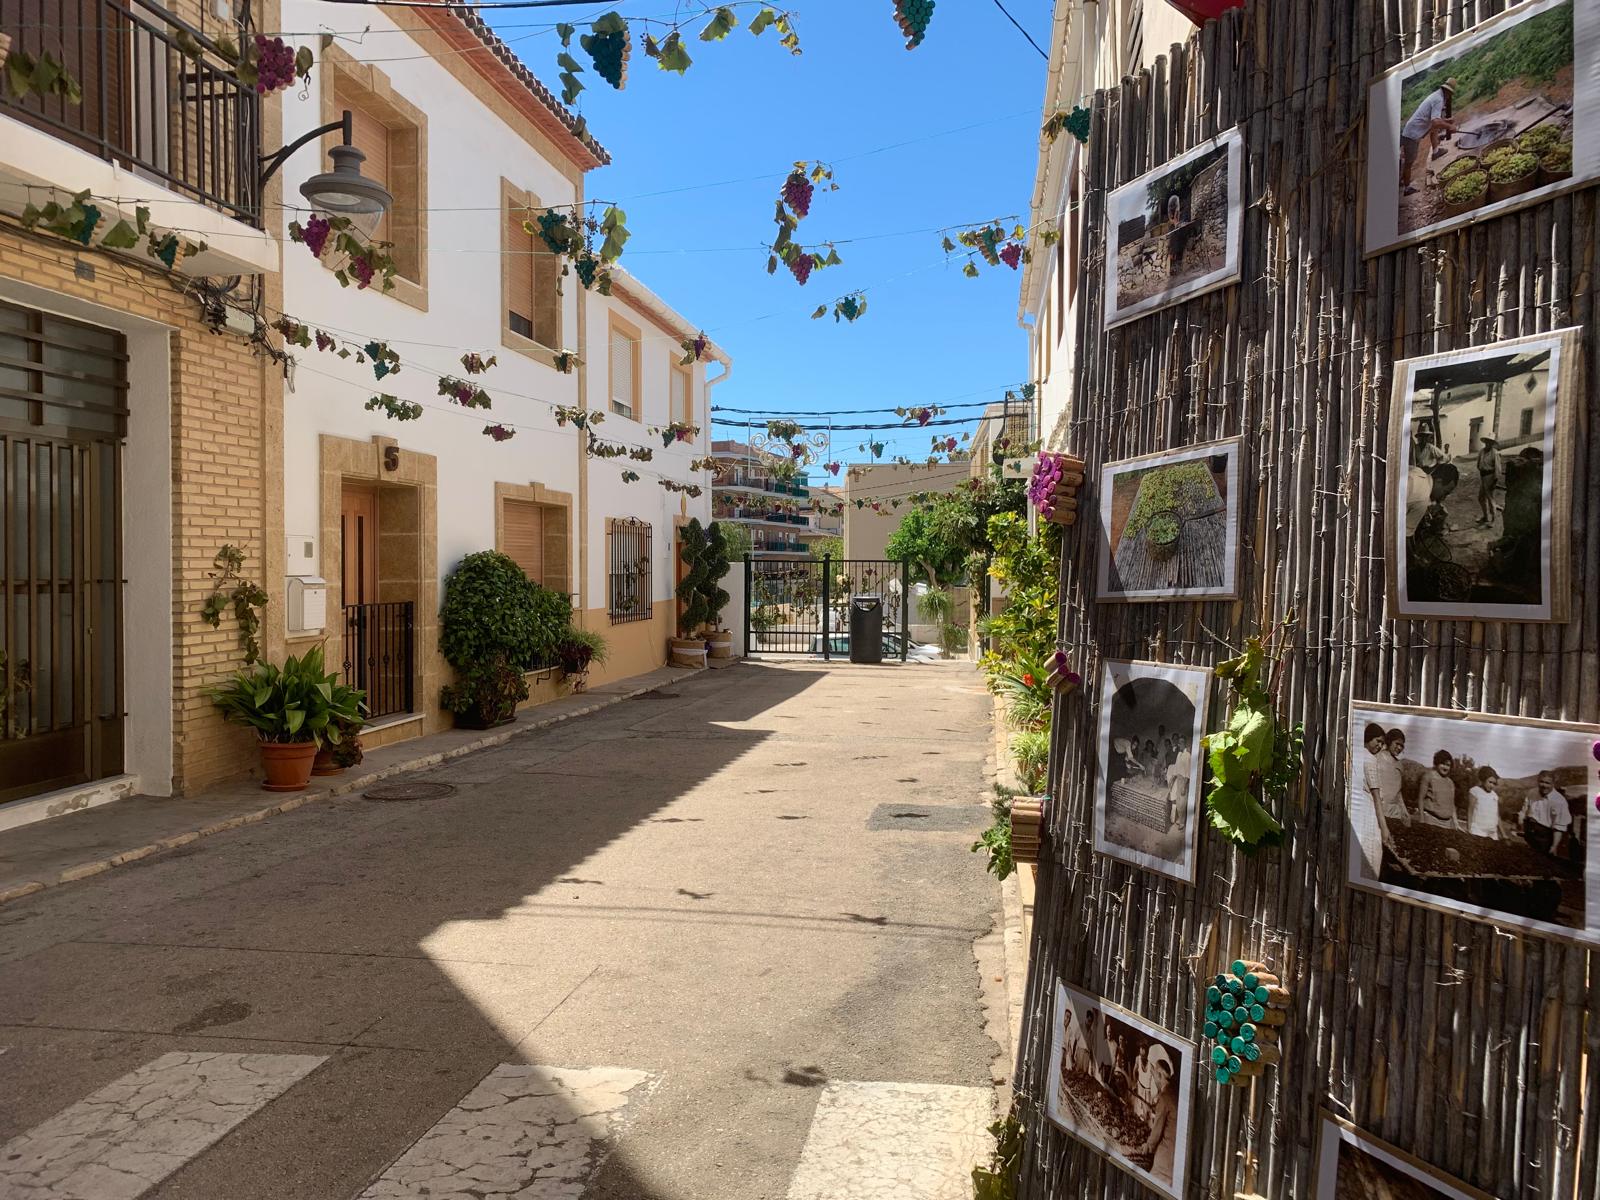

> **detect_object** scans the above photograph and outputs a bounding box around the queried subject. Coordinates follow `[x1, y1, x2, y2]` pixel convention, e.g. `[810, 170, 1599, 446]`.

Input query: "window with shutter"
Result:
[610, 319, 640, 419]
[671, 365, 692, 427]
[506, 202, 537, 341]
[501, 499, 545, 583]
[502, 182, 562, 353]
[329, 67, 425, 292]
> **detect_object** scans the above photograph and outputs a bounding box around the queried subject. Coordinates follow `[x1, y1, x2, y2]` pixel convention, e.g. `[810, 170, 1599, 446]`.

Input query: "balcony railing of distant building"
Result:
[713, 505, 816, 527]
[712, 472, 811, 498]
[0, 0, 263, 225]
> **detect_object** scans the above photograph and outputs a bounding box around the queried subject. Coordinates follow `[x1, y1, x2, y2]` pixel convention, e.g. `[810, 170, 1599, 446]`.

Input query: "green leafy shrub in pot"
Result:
[439, 551, 574, 724]
[557, 627, 609, 691]
[1010, 728, 1050, 793]
[440, 655, 528, 727]
[528, 584, 576, 668]
[209, 644, 360, 744]
[675, 519, 732, 637]
[1487, 151, 1537, 183]
[1443, 171, 1488, 204]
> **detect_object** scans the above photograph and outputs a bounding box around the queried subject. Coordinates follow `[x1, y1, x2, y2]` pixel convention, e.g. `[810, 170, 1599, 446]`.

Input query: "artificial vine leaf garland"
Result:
[460, 352, 497, 374]
[620, 469, 641, 483]
[524, 203, 629, 295]
[581, 12, 630, 89]
[892, 0, 936, 49]
[483, 424, 516, 442]
[438, 376, 492, 410]
[554, 405, 604, 430]
[656, 421, 699, 447]
[660, 479, 704, 497]
[365, 341, 402, 380]
[565, 6, 798, 91]
[1202, 620, 1305, 852]
[3, 49, 83, 103]
[552, 350, 581, 374]
[897, 405, 944, 426]
[366, 394, 422, 422]
[769, 161, 840, 285]
[208, 33, 313, 96]
[944, 221, 1028, 275]
[812, 292, 867, 323]
[680, 332, 710, 365]
[287, 214, 398, 292]
[1043, 105, 1092, 145]
[689, 455, 720, 472]
[20, 192, 206, 265]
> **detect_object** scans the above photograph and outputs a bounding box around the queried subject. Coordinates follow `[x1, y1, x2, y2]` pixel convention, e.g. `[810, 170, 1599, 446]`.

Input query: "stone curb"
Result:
[0, 670, 694, 908]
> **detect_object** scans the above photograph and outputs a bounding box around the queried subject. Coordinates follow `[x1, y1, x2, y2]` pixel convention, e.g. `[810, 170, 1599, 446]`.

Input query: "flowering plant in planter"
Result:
[556, 628, 609, 692]
[440, 656, 528, 728]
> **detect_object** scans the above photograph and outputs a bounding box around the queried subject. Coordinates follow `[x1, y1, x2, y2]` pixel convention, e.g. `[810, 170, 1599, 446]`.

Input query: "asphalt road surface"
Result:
[0, 661, 1003, 1200]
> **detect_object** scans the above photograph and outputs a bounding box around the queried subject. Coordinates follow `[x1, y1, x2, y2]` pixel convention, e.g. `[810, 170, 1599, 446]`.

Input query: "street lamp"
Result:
[260, 110, 393, 237]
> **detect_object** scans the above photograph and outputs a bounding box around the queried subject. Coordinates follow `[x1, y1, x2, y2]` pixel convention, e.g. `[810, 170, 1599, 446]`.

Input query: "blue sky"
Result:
[484, 1, 1049, 464]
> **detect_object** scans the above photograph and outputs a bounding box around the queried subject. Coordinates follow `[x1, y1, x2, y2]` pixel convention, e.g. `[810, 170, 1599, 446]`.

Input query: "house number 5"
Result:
[384, 446, 400, 472]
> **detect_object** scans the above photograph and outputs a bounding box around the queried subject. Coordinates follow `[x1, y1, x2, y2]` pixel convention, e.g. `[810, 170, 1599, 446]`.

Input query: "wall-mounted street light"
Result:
[261, 109, 393, 238]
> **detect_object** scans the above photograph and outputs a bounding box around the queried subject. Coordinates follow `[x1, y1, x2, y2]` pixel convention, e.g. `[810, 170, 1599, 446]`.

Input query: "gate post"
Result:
[743, 553, 752, 658]
[900, 559, 910, 662]
[821, 556, 831, 661]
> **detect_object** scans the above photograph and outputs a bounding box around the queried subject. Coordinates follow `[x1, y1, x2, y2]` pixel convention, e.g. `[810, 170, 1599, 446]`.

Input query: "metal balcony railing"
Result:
[0, 0, 263, 225]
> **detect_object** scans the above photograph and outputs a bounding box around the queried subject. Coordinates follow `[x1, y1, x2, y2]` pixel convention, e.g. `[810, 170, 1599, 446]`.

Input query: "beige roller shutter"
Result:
[501, 499, 545, 583]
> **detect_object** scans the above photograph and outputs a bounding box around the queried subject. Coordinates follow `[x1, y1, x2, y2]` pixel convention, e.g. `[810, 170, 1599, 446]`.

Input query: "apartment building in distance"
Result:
[709, 439, 816, 561]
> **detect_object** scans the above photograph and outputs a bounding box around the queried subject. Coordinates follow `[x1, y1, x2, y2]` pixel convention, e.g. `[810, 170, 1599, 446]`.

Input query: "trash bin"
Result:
[849, 594, 884, 664]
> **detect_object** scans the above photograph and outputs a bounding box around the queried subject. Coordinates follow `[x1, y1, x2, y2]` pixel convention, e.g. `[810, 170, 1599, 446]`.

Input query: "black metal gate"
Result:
[743, 556, 911, 660]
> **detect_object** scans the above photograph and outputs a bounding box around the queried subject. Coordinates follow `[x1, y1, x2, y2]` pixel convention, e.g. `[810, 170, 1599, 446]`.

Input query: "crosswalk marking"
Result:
[357, 1064, 659, 1199]
[786, 1081, 994, 1200]
[0, 1051, 325, 1200]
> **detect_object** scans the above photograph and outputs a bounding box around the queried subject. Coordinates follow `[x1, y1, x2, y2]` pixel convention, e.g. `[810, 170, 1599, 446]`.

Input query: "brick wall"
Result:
[0, 229, 280, 795]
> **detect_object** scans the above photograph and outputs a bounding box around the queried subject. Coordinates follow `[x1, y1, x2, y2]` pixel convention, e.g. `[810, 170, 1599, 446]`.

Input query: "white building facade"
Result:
[276, 3, 724, 745]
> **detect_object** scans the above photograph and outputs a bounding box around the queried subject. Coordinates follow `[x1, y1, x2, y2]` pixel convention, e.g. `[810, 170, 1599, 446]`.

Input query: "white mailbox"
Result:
[287, 575, 328, 634]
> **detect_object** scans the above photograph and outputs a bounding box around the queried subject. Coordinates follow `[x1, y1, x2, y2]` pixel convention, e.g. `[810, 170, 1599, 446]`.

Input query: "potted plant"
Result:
[1442, 169, 1489, 216]
[1517, 124, 1562, 157]
[439, 550, 545, 728]
[557, 627, 609, 692]
[312, 702, 365, 776]
[1538, 139, 1572, 187]
[699, 522, 734, 660]
[210, 645, 363, 791]
[1437, 155, 1480, 187]
[1486, 149, 1538, 202]
[670, 519, 720, 668]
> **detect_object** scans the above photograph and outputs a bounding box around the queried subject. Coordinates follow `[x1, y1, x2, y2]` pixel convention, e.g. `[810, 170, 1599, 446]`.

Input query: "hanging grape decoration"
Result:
[1201, 959, 1288, 1087]
[944, 220, 1028, 277]
[892, 0, 935, 48]
[580, 13, 630, 88]
[770, 162, 839, 286]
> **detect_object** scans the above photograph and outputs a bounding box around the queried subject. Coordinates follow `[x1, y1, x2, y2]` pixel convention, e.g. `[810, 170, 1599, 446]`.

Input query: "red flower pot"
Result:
[260, 741, 319, 792]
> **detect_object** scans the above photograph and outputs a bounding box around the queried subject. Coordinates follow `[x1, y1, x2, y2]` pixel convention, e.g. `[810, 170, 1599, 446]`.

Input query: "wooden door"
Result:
[341, 485, 378, 607]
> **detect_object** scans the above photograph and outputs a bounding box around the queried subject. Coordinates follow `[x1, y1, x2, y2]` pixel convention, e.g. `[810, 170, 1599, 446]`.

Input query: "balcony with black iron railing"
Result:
[0, 0, 262, 226]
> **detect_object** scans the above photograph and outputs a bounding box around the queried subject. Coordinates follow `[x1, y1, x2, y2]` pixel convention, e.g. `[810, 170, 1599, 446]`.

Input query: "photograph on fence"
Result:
[1315, 1114, 1497, 1199]
[1365, 0, 1600, 253]
[1346, 703, 1600, 945]
[1096, 438, 1241, 602]
[1387, 329, 1578, 622]
[1094, 660, 1210, 883]
[1102, 128, 1243, 327]
[1045, 981, 1193, 1200]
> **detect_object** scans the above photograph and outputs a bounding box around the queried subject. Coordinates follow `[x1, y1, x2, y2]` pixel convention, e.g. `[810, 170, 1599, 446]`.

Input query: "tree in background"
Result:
[808, 535, 843, 561]
[885, 468, 1025, 586]
[719, 521, 753, 562]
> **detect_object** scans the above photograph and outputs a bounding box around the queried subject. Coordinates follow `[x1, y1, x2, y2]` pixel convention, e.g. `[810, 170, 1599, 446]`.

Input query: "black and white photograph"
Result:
[1095, 660, 1210, 883]
[1365, 0, 1600, 253]
[1046, 981, 1193, 1200]
[1316, 1114, 1498, 1199]
[1388, 329, 1579, 622]
[1097, 438, 1242, 602]
[1103, 129, 1243, 327]
[1347, 702, 1600, 945]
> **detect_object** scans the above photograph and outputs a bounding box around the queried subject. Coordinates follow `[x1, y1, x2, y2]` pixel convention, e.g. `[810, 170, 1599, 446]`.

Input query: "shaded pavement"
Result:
[0, 661, 1002, 1199]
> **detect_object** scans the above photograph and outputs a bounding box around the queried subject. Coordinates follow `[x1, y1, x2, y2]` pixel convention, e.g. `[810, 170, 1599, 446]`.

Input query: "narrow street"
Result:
[0, 662, 1004, 1200]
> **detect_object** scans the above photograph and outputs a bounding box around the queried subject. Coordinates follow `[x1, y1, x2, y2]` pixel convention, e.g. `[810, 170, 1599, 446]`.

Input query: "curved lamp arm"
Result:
[260, 110, 352, 188]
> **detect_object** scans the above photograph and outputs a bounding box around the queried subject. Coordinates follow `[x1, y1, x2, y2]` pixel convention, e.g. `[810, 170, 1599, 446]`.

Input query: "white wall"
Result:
[582, 285, 713, 609]
[279, 0, 583, 596]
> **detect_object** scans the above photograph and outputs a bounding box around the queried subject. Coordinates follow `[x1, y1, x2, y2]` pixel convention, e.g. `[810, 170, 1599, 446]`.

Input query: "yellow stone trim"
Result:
[318, 45, 430, 312]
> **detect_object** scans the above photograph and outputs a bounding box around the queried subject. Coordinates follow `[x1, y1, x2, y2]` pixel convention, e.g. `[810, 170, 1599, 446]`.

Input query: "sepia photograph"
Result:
[1097, 438, 1241, 602]
[1388, 329, 1579, 622]
[1046, 981, 1193, 1200]
[1347, 702, 1600, 945]
[1095, 660, 1210, 883]
[1103, 129, 1243, 327]
[1366, 0, 1600, 252]
[1316, 1115, 1498, 1200]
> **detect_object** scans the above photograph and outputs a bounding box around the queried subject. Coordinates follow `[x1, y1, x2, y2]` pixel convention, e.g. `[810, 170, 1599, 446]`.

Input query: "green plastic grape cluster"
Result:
[1201, 959, 1279, 1086]
[583, 26, 629, 89]
[893, 0, 935, 49]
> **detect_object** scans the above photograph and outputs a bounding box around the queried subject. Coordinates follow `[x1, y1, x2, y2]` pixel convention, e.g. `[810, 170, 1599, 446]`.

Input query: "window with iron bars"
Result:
[607, 518, 653, 623]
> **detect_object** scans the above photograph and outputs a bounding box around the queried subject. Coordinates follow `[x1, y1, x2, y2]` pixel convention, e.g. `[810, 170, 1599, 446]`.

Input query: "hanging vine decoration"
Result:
[364, 341, 401, 380]
[680, 331, 710, 364]
[3, 48, 83, 103]
[552, 350, 581, 375]
[896, 405, 945, 427]
[811, 291, 867, 323]
[689, 455, 720, 473]
[365, 394, 422, 422]
[620, 469, 641, 483]
[943, 220, 1028, 276]
[21, 193, 206, 265]
[524, 203, 629, 295]
[660, 479, 704, 497]
[769, 161, 840, 286]
[460, 352, 497, 374]
[1202, 617, 1305, 852]
[288, 214, 398, 292]
[437, 376, 492, 410]
[202, 33, 313, 96]
[200, 544, 269, 666]
[483, 424, 516, 442]
[1043, 105, 1093, 145]
[554, 405, 604, 430]
[560, 4, 799, 96]
[892, 0, 936, 49]
[858, 439, 887, 460]
[655, 421, 699, 448]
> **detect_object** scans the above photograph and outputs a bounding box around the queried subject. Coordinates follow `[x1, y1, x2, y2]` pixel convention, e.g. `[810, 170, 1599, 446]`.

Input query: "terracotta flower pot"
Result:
[311, 746, 344, 777]
[260, 741, 319, 792]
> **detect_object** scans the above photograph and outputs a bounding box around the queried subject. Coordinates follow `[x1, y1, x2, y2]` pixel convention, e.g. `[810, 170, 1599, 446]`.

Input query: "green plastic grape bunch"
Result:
[893, 0, 935, 49]
[1201, 959, 1286, 1087]
[581, 13, 630, 89]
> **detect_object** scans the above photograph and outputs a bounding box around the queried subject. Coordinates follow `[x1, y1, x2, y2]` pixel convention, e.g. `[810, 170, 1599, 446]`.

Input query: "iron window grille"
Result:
[607, 517, 652, 624]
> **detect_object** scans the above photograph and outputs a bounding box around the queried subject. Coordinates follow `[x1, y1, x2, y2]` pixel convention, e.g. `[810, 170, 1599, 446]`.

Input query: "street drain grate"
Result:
[364, 781, 457, 802]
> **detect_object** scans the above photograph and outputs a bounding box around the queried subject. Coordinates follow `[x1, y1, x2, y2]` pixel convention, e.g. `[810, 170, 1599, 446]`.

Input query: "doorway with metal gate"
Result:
[0, 301, 126, 805]
[743, 556, 910, 660]
[339, 483, 415, 721]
